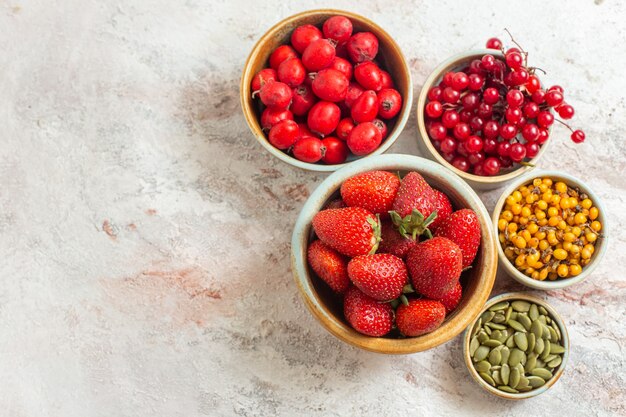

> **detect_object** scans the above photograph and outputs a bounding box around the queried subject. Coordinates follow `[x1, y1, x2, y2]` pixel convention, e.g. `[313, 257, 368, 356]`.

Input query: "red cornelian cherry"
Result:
[537, 111, 554, 128]
[259, 81, 293, 109]
[506, 89, 524, 107]
[302, 39, 336, 71]
[347, 122, 382, 155]
[346, 32, 379, 63]
[322, 16, 353, 45]
[442, 110, 460, 128]
[312, 68, 349, 102]
[329, 57, 353, 80]
[307, 101, 341, 136]
[291, 25, 323, 54]
[486, 37, 503, 50]
[293, 136, 324, 162]
[336, 118, 355, 140]
[321, 136, 348, 164]
[483, 157, 501, 176]
[483, 88, 500, 104]
[377, 88, 402, 119]
[354, 61, 383, 91]
[251, 68, 278, 92]
[290, 85, 316, 116]
[351, 90, 378, 123]
[372, 118, 388, 139]
[344, 82, 364, 108]
[278, 58, 306, 87]
[269, 120, 299, 149]
[379, 70, 394, 89]
[545, 90, 564, 107]
[425, 101, 443, 118]
[269, 45, 298, 71]
[261, 107, 293, 130]
[571, 130, 585, 143]
[557, 104, 575, 119]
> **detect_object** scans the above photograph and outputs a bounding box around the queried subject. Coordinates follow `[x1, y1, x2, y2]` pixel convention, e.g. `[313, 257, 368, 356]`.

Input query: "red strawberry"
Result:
[406, 237, 462, 299]
[436, 281, 462, 314]
[389, 172, 437, 239]
[344, 286, 394, 336]
[392, 172, 436, 218]
[378, 219, 418, 259]
[347, 253, 408, 301]
[307, 240, 350, 294]
[324, 199, 347, 209]
[340, 170, 400, 214]
[430, 189, 453, 231]
[396, 298, 446, 336]
[312, 207, 380, 257]
[433, 209, 481, 268]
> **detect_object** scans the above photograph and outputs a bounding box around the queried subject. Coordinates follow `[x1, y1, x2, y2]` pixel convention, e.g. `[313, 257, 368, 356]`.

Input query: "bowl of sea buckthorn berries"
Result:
[492, 170, 608, 290]
[416, 33, 586, 190]
[241, 9, 412, 171]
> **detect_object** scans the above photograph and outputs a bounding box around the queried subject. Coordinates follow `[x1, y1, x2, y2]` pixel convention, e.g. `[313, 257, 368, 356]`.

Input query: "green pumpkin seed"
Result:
[509, 311, 518, 321]
[484, 339, 502, 348]
[531, 368, 553, 380]
[478, 331, 489, 343]
[505, 306, 513, 322]
[508, 319, 527, 333]
[518, 375, 530, 389]
[509, 348, 525, 367]
[543, 354, 558, 364]
[548, 356, 562, 368]
[473, 345, 490, 362]
[498, 385, 519, 393]
[490, 301, 510, 311]
[492, 370, 503, 385]
[550, 343, 566, 354]
[499, 346, 509, 364]
[487, 322, 506, 330]
[535, 337, 545, 355]
[539, 306, 548, 315]
[470, 336, 480, 356]
[525, 352, 538, 373]
[540, 340, 552, 360]
[538, 314, 547, 324]
[517, 314, 532, 331]
[527, 375, 546, 388]
[481, 310, 496, 323]
[509, 367, 521, 389]
[501, 364, 510, 385]
[518, 385, 533, 392]
[548, 326, 558, 341]
[473, 318, 483, 336]
[480, 372, 496, 386]
[489, 348, 502, 365]
[485, 325, 492, 335]
[491, 365, 502, 371]
[536, 358, 546, 369]
[512, 300, 531, 312]
[492, 313, 506, 324]
[527, 333, 536, 353]
[531, 321, 543, 339]
[514, 332, 528, 351]
[515, 363, 525, 377]
[506, 335, 516, 348]
[491, 330, 502, 341]
[529, 304, 539, 320]
[551, 321, 562, 341]
[475, 360, 491, 373]
[546, 316, 552, 324]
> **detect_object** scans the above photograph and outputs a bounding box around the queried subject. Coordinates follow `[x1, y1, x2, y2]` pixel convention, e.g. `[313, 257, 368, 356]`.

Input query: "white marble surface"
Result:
[1, 1, 625, 416]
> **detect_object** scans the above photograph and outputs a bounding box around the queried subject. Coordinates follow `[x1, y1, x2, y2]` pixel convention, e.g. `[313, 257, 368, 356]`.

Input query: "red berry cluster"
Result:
[424, 35, 585, 176]
[251, 16, 403, 165]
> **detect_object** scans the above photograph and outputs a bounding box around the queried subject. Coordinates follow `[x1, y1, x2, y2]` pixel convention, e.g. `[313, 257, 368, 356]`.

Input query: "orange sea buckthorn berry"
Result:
[569, 264, 582, 276]
[553, 248, 568, 260]
[589, 207, 599, 220]
[555, 182, 567, 193]
[591, 221, 602, 232]
[557, 264, 569, 278]
[581, 199, 592, 209]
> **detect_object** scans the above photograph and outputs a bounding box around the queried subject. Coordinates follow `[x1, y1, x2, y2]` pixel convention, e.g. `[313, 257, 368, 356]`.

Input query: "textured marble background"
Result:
[1, 0, 625, 416]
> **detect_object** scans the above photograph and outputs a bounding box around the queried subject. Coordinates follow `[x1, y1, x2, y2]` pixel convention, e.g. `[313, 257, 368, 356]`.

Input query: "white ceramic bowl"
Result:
[415, 49, 551, 191]
[463, 292, 570, 400]
[492, 169, 608, 290]
[291, 153, 497, 353]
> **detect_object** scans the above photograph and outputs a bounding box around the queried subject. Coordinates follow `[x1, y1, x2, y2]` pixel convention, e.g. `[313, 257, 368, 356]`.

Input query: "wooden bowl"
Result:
[463, 292, 570, 399]
[415, 49, 551, 190]
[241, 9, 413, 172]
[492, 170, 609, 290]
[291, 154, 498, 353]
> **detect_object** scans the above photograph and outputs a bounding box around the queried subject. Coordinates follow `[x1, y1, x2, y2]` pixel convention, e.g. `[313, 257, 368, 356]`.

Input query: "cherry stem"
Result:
[530, 66, 547, 75]
[504, 28, 527, 55]
[555, 118, 575, 132]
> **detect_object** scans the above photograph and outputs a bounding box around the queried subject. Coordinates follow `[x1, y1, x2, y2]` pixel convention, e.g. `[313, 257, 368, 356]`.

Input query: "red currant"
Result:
[476, 102, 493, 119]
[468, 74, 485, 91]
[440, 137, 457, 153]
[453, 123, 471, 140]
[545, 90, 564, 107]
[521, 123, 540, 142]
[571, 129, 585, 143]
[465, 135, 483, 153]
[442, 87, 460, 103]
[509, 142, 527, 162]
[532, 90, 546, 104]
[451, 72, 470, 91]
[483, 157, 501, 176]
[461, 93, 480, 111]
[505, 107, 523, 124]
[470, 116, 484, 132]
[483, 121, 500, 138]
[486, 37, 503, 50]
[537, 111, 554, 128]
[505, 52, 524, 70]
[452, 156, 470, 172]
[506, 89, 524, 107]
[483, 138, 498, 154]
[525, 142, 540, 158]
[525, 75, 541, 94]
[483, 88, 500, 104]
[523, 102, 540, 118]
[557, 104, 575, 119]
[500, 124, 517, 140]
[427, 86, 442, 101]
[428, 122, 447, 141]
[442, 110, 460, 128]
[468, 151, 485, 165]
[425, 101, 443, 118]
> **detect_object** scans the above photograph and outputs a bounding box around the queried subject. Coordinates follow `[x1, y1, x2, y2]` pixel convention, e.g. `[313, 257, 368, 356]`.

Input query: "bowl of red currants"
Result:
[416, 36, 585, 190]
[241, 9, 413, 171]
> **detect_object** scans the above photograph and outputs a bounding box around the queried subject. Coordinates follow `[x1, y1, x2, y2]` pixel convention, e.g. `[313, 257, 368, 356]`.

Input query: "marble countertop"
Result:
[1, 1, 624, 416]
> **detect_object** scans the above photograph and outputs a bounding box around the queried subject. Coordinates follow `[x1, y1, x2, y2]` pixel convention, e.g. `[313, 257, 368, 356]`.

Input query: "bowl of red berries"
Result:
[416, 35, 585, 190]
[291, 154, 498, 353]
[241, 9, 412, 171]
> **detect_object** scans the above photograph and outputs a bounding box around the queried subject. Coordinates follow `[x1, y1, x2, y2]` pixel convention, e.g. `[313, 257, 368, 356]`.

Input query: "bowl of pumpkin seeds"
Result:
[463, 292, 569, 399]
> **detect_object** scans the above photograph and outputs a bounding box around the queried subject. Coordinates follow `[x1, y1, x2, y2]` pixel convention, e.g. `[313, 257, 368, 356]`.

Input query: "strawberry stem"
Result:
[400, 294, 409, 307]
[367, 214, 382, 255]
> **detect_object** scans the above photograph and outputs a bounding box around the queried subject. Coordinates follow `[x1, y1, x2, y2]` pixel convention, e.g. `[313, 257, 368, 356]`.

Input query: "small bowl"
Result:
[463, 292, 570, 399]
[492, 170, 608, 290]
[416, 49, 551, 190]
[291, 154, 497, 353]
[241, 9, 413, 172]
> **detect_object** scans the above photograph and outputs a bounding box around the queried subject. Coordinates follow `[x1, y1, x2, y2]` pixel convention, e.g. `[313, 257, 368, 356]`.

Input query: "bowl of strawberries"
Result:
[291, 154, 498, 353]
[241, 9, 412, 171]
